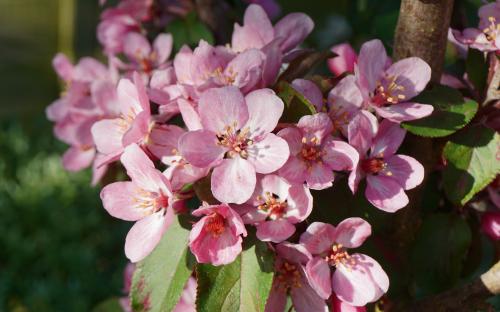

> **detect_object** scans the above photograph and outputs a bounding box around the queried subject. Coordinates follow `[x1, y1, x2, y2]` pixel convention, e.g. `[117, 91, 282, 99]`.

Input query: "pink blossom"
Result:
[97, 14, 140, 55]
[278, 113, 359, 190]
[189, 203, 247, 265]
[122, 32, 173, 74]
[300, 219, 389, 306]
[355, 39, 433, 123]
[265, 242, 328, 312]
[348, 116, 424, 212]
[481, 211, 500, 241]
[243, 0, 281, 20]
[237, 174, 313, 243]
[100, 144, 175, 262]
[328, 43, 358, 76]
[173, 40, 267, 96]
[173, 276, 197, 312]
[452, 1, 500, 52]
[179, 86, 289, 204]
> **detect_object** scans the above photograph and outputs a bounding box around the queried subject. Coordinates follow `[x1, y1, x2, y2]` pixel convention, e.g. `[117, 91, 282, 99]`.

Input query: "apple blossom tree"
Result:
[47, 0, 500, 311]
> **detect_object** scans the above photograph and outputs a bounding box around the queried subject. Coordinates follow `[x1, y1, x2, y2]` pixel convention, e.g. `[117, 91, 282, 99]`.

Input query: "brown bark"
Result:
[194, 0, 233, 44]
[393, 0, 455, 82]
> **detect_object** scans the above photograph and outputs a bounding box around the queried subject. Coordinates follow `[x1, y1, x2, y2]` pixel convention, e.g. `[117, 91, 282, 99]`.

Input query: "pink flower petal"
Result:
[332, 254, 389, 306]
[117, 78, 145, 116]
[297, 113, 334, 143]
[198, 86, 249, 133]
[91, 118, 125, 155]
[62, 146, 95, 171]
[347, 111, 378, 156]
[373, 102, 434, 123]
[247, 134, 289, 174]
[259, 174, 290, 200]
[146, 124, 185, 160]
[274, 13, 314, 53]
[100, 181, 148, 221]
[334, 218, 371, 249]
[153, 33, 173, 65]
[348, 166, 364, 194]
[356, 39, 387, 92]
[52, 53, 74, 82]
[174, 45, 194, 84]
[178, 130, 225, 168]
[264, 280, 287, 312]
[261, 41, 282, 87]
[305, 257, 332, 299]
[211, 158, 257, 204]
[322, 138, 359, 172]
[300, 222, 337, 255]
[122, 110, 150, 147]
[232, 4, 274, 53]
[278, 156, 308, 184]
[291, 269, 329, 312]
[123, 32, 152, 63]
[244, 88, 284, 139]
[327, 75, 364, 123]
[306, 162, 334, 190]
[225, 49, 265, 93]
[328, 43, 357, 76]
[385, 57, 431, 100]
[286, 184, 313, 223]
[365, 175, 409, 212]
[331, 293, 367, 312]
[276, 242, 312, 264]
[384, 154, 424, 190]
[178, 99, 203, 131]
[256, 219, 296, 243]
[370, 120, 405, 158]
[277, 127, 303, 155]
[125, 210, 173, 262]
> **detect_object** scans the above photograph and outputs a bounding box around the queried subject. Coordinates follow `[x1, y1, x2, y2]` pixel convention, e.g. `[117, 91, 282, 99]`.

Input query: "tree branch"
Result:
[194, 0, 233, 44]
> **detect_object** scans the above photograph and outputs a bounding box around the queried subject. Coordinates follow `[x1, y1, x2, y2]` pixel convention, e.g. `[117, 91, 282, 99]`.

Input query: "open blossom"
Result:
[301, 219, 389, 306]
[174, 40, 266, 96]
[328, 43, 357, 76]
[355, 39, 433, 122]
[291, 78, 324, 112]
[189, 203, 247, 265]
[100, 144, 175, 262]
[331, 293, 366, 312]
[238, 174, 313, 243]
[179, 86, 289, 204]
[122, 32, 173, 74]
[452, 1, 500, 52]
[47, 53, 119, 183]
[278, 113, 359, 190]
[244, 0, 281, 20]
[265, 242, 328, 312]
[348, 115, 424, 212]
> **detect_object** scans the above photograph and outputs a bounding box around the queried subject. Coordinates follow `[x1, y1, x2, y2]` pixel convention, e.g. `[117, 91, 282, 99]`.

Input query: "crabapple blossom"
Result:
[331, 294, 366, 312]
[453, 1, 500, 52]
[291, 78, 324, 112]
[355, 39, 434, 122]
[122, 32, 173, 74]
[189, 203, 247, 266]
[100, 144, 175, 262]
[328, 43, 358, 76]
[348, 116, 424, 212]
[265, 242, 328, 312]
[278, 113, 359, 190]
[179, 86, 289, 204]
[301, 219, 389, 306]
[237, 174, 313, 243]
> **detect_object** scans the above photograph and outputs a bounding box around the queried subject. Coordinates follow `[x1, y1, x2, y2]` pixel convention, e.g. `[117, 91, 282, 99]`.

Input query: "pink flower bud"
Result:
[328, 43, 358, 76]
[481, 211, 500, 241]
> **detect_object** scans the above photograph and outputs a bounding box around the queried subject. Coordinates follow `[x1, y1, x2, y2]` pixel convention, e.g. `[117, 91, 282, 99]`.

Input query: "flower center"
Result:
[484, 16, 500, 42]
[206, 213, 225, 237]
[300, 136, 324, 166]
[276, 262, 302, 292]
[361, 157, 387, 175]
[133, 189, 169, 215]
[257, 192, 288, 220]
[216, 124, 253, 159]
[373, 75, 406, 106]
[324, 243, 355, 267]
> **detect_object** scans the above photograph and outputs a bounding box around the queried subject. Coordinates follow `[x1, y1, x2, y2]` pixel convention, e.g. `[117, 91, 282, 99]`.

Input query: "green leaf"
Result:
[411, 213, 472, 297]
[196, 238, 275, 312]
[130, 216, 194, 312]
[92, 297, 124, 312]
[276, 81, 317, 123]
[466, 48, 488, 93]
[443, 125, 500, 205]
[168, 12, 214, 51]
[402, 85, 478, 137]
[278, 50, 335, 83]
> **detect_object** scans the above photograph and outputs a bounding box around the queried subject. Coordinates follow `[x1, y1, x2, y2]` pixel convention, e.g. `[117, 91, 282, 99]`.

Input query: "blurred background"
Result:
[0, 0, 485, 311]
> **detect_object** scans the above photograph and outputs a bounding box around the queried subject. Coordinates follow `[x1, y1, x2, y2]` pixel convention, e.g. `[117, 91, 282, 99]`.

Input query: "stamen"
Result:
[206, 213, 225, 237]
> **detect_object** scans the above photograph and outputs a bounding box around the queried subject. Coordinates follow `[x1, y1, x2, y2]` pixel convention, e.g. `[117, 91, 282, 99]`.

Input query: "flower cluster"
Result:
[47, 2, 434, 311]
